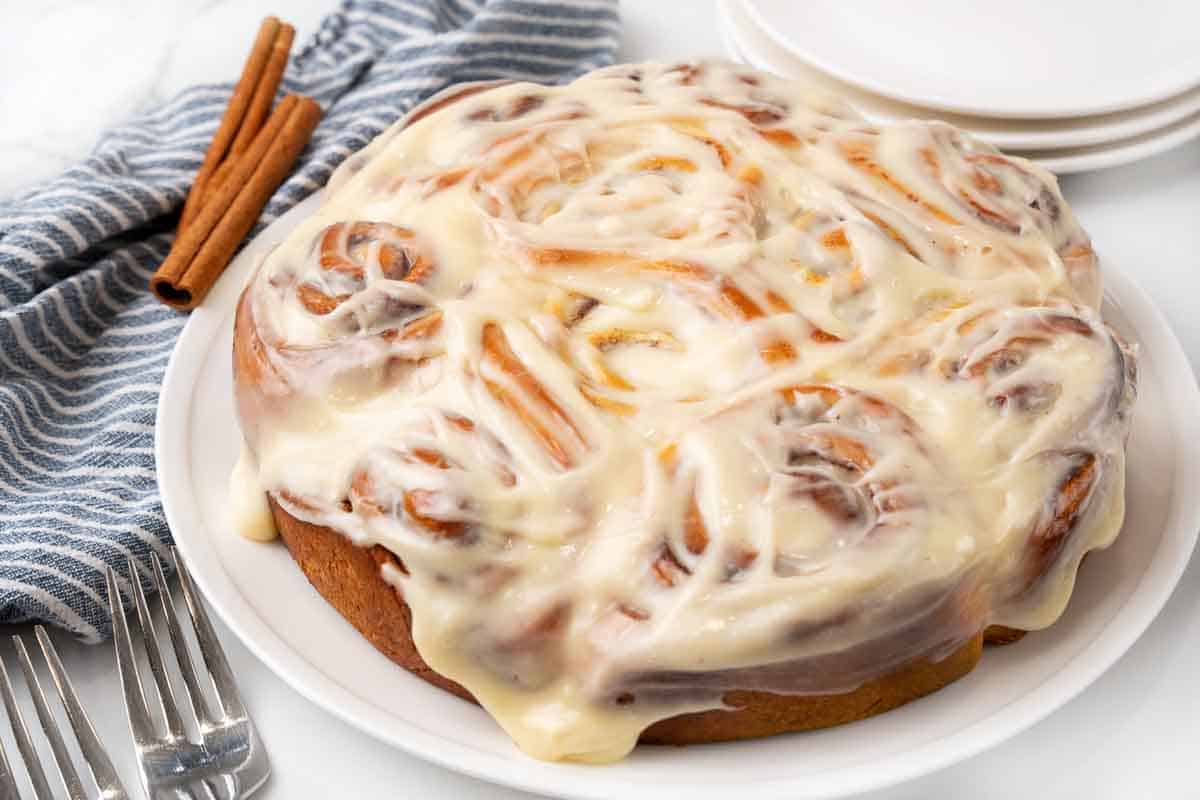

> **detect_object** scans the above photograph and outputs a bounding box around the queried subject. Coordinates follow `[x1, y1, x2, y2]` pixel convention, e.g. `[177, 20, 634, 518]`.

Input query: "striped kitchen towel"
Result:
[0, 0, 619, 642]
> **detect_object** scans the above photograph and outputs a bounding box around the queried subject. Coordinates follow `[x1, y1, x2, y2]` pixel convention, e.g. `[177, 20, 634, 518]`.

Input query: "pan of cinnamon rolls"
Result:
[231, 61, 1136, 763]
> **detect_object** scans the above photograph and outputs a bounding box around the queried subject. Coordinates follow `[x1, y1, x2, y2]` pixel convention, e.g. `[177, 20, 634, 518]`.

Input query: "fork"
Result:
[107, 550, 269, 800]
[0, 626, 128, 800]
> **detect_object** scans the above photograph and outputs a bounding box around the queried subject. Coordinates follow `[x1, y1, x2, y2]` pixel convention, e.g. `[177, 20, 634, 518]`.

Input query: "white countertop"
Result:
[3, 2, 1198, 798]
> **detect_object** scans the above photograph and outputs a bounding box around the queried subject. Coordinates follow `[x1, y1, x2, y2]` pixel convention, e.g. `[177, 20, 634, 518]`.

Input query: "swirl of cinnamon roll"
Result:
[233, 218, 445, 447]
[830, 127, 1100, 309]
[567, 383, 988, 700]
[875, 301, 1135, 605]
[651, 385, 939, 584]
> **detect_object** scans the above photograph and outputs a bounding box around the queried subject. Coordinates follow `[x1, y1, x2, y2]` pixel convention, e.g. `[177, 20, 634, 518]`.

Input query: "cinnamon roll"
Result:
[232, 61, 1136, 762]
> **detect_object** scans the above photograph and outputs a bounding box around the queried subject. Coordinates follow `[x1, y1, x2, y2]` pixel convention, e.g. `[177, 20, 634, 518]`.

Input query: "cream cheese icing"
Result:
[231, 61, 1136, 762]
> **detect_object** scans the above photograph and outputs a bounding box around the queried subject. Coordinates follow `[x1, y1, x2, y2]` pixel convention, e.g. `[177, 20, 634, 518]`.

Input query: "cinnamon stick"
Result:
[229, 23, 295, 158]
[203, 22, 296, 205]
[151, 96, 322, 309]
[178, 17, 286, 233]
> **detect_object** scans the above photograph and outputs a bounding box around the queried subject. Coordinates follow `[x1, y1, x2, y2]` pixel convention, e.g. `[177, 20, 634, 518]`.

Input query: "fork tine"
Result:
[126, 557, 186, 741]
[147, 566, 243, 800]
[171, 549, 247, 720]
[12, 637, 86, 800]
[35, 627, 128, 800]
[150, 553, 216, 727]
[0, 651, 54, 800]
[106, 566, 156, 745]
[198, 777, 230, 800]
[0, 730, 20, 800]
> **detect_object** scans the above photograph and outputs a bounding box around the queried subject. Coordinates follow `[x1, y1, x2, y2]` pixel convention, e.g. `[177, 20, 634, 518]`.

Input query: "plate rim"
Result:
[1026, 112, 1200, 173]
[740, 0, 1200, 120]
[157, 195, 1200, 800]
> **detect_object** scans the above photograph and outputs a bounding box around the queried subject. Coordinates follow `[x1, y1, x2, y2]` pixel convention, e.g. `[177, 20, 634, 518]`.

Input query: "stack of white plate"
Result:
[719, 0, 1200, 173]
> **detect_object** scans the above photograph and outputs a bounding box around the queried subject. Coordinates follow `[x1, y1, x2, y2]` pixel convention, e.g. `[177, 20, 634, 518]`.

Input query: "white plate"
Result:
[721, 0, 1200, 153]
[1029, 113, 1200, 175]
[158, 193, 1200, 800]
[742, 0, 1200, 120]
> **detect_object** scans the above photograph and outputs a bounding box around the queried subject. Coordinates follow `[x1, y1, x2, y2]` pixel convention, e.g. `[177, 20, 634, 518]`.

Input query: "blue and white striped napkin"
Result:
[0, 0, 619, 642]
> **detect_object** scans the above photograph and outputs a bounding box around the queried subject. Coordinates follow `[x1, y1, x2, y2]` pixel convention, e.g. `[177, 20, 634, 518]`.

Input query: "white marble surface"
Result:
[0, 0, 330, 200]
[2, 2, 1199, 798]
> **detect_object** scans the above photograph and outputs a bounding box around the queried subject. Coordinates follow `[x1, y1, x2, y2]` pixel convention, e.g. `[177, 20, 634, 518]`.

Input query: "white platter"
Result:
[721, 0, 1200, 155]
[741, 0, 1200, 120]
[158, 192, 1200, 799]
